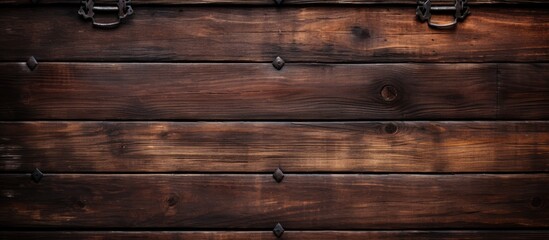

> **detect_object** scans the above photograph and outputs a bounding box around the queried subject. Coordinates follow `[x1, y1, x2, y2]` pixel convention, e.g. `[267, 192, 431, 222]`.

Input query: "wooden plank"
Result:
[2, 231, 549, 240]
[0, 7, 547, 62]
[1, 121, 549, 173]
[2, 0, 546, 5]
[0, 63, 497, 120]
[1, 174, 547, 229]
[498, 64, 549, 120]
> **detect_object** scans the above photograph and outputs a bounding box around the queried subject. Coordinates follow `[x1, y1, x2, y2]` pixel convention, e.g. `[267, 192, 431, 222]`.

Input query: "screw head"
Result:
[381, 85, 398, 102]
[272, 56, 285, 70]
[273, 222, 285, 238]
[31, 168, 43, 183]
[274, 0, 284, 5]
[26, 56, 38, 71]
[273, 168, 284, 183]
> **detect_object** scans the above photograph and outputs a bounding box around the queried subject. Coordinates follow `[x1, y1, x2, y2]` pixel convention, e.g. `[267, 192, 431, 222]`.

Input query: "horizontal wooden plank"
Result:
[0, 63, 498, 120]
[0, 7, 547, 62]
[1, 174, 547, 229]
[2, 0, 546, 5]
[498, 64, 549, 119]
[2, 231, 549, 240]
[1, 121, 549, 173]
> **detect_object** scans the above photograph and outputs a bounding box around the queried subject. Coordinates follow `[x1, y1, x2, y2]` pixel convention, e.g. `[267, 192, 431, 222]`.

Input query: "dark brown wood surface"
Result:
[1, 121, 548, 173]
[1, 174, 547, 229]
[499, 64, 549, 119]
[1, 0, 547, 238]
[3, 63, 548, 120]
[2, 0, 546, 5]
[0, 7, 547, 62]
[2, 231, 549, 240]
[0, 63, 499, 120]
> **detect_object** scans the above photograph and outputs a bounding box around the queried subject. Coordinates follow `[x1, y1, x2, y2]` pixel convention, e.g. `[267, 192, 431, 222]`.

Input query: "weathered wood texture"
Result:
[2, 63, 548, 120]
[0, 7, 547, 62]
[499, 64, 549, 120]
[1, 174, 548, 229]
[0, 63, 499, 120]
[2, 231, 549, 240]
[1, 121, 548, 173]
[2, 0, 546, 5]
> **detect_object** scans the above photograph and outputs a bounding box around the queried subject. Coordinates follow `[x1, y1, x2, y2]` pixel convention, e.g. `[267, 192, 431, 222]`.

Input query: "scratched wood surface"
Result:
[1, 174, 547, 229]
[2, 231, 549, 240]
[1, 121, 548, 173]
[0, 7, 547, 63]
[2, 0, 546, 5]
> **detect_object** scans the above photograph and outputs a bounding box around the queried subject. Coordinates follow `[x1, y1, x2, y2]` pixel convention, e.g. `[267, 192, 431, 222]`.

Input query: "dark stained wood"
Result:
[1, 121, 549, 173]
[0, 7, 547, 62]
[2, 231, 549, 240]
[498, 64, 549, 119]
[0, 63, 497, 120]
[2, 0, 546, 5]
[1, 174, 547, 229]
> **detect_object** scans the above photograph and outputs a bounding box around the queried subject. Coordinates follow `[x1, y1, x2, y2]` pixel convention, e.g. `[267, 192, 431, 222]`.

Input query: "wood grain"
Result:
[0, 63, 497, 120]
[2, 0, 546, 5]
[498, 64, 549, 120]
[2, 231, 549, 240]
[0, 7, 547, 62]
[1, 121, 548, 173]
[1, 174, 548, 229]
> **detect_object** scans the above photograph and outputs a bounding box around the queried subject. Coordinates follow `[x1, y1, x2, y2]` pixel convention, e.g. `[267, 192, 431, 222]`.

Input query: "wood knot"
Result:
[381, 85, 398, 102]
[167, 194, 179, 207]
[351, 26, 371, 40]
[75, 199, 86, 209]
[159, 131, 170, 139]
[383, 123, 398, 134]
[531, 196, 543, 208]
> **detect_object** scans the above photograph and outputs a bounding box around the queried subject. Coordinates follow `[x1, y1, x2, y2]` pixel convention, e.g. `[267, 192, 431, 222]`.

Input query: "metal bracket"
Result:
[416, 0, 470, 29]
[78, 0, 134, 29]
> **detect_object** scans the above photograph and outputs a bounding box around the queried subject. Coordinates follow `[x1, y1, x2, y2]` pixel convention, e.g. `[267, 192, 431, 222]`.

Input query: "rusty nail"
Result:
[31, 168, 43, 183]
[26, 56, 38, 71]
[381, 85, 398, 102]
[273, 168, 284, 183]
[272, 56, 285, 70]
[273, 222, 285, 238]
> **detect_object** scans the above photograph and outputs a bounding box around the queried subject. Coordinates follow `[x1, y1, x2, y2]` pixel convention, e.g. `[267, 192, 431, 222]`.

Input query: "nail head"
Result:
[31, 168, 43, 183]
[273, 222, 285, 238]
[26, 56, 38, 71]
[272, 56, 285, 70]
[273, 168, 284, 183]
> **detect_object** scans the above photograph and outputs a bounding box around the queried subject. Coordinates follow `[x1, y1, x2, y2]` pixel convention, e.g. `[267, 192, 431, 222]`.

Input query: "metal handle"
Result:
[416, 0, 470, 30]
[78, 0, 134, 29]
[428, 18, 458, 29]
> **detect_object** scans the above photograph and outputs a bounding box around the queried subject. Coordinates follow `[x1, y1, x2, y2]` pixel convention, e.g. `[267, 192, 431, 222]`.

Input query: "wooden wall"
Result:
[0, 0, 548, 239]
